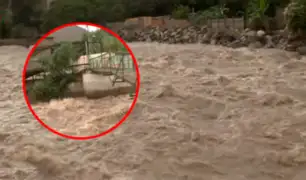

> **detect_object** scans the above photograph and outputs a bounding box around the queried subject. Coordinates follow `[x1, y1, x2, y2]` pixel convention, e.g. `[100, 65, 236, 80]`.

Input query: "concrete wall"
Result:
[108, 12, 286, 31]
[82, 73, 133, 98]
[118, 16, 191, 29]
[207, 18, 244, 30]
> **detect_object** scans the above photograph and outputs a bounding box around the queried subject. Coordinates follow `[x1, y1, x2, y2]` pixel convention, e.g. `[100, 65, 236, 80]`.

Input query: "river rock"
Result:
[296, 46, 306, 55]
[257, 30, 266, 37]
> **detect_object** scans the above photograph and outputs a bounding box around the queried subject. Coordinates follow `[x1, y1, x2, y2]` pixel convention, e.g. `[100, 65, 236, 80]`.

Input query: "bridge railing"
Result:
[84, 52, 134, 72]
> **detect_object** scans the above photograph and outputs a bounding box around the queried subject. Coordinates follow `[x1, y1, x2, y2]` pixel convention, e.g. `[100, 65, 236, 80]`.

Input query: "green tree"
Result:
[246, 0, 271, 30]
[11, 0, 43, 33]
[172, 5, 190, 19]
[284, 0, 306, 34]
[0, 9, 13, 38]
[41, 0, 95, 32]
[41, 0, 128, 32]
[31, 42, 79, 101]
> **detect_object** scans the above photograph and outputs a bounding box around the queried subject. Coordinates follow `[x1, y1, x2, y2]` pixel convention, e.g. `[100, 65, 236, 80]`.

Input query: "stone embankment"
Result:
[116, 26, 306, 55]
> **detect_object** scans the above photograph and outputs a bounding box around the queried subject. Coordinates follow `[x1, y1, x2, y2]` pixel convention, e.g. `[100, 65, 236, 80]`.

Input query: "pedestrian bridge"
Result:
[26, 51, 136, 86]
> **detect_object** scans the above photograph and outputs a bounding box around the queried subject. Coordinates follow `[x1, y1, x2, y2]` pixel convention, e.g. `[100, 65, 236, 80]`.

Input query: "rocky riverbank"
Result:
[116, 26, 306, 55]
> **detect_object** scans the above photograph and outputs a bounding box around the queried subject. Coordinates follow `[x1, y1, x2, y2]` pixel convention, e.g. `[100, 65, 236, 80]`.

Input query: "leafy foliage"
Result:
[189, 5, 229, 25]
[0, 9, 13, 38]
[40, 0, 129, 32]
[284, 0, 306, 33]
[1, 0, 304, 37]
[1, 0, 294, 35]
[31, 42, 79, 101]
[172, 5, 190, 19]
[246, 0, 270, 30]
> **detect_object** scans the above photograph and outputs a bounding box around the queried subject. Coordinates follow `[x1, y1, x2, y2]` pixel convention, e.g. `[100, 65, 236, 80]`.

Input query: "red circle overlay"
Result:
[22, 22, 140, 140]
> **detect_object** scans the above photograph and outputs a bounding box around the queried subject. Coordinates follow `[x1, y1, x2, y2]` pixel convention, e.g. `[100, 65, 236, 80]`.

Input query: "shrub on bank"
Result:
[172, 5, 190, 19]
[30, 42, 79, 101]
[284, 0, 306, 34]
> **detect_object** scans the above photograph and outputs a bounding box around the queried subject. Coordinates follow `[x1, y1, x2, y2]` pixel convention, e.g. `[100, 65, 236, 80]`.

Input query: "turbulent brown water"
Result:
[1, 43, 306, 179]
[31, 96, 132, 136]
